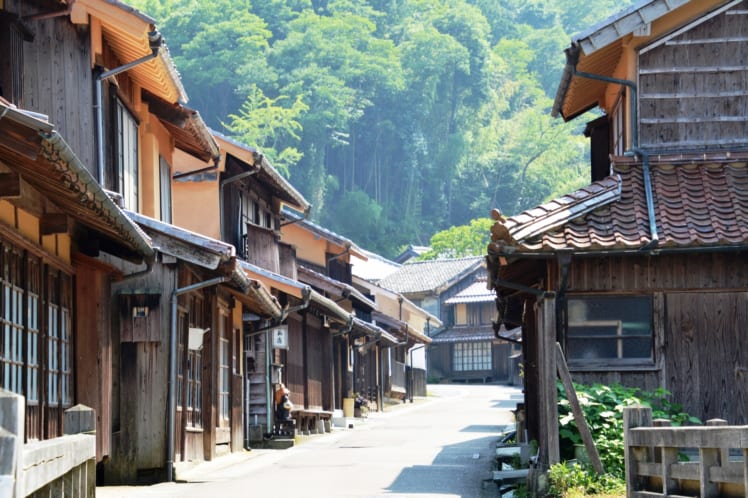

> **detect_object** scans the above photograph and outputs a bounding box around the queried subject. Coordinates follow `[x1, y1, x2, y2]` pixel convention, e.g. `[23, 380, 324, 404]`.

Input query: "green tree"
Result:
[420, 218, 494, 260]
[223, 85, 308, 176]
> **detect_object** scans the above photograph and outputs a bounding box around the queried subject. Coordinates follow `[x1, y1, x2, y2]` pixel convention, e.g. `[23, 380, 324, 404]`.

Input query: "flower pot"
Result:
[343, 397, 355, 417]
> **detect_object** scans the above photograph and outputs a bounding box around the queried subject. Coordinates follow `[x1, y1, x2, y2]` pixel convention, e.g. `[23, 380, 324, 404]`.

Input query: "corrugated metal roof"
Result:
[489, 156, 748, 253]
[377, 257, 484, 294]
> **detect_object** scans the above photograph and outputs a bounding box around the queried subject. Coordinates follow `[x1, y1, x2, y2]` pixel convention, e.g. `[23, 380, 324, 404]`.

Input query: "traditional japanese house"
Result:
[110, 212, 280, 481]
[0, 99, 153, 495]
[430, 278, 520, 384]
[486, 0, 748, 472]
[377, 257, 489, 385]
[279, 214, 386, 411]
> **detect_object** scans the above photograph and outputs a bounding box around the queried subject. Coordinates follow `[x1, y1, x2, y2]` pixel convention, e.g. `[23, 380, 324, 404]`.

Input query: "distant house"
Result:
[430, 278, 520, 384]
[376, 257, 518, 384]
[487, 0, 748, 471]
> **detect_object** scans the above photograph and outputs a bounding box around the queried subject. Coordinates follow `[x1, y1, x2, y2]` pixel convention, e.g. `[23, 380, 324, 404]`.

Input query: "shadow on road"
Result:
[384, 434, 500, 496]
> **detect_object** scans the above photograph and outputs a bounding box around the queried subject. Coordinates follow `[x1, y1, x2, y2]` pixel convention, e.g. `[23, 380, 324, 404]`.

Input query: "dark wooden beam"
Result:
[40, 213, 68, 235]
[0, 172, 21, 198]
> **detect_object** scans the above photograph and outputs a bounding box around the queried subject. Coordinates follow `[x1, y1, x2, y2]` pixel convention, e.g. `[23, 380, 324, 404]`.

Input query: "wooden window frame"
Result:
[565, 294, 655, 370]
[452, 342, 492, 372]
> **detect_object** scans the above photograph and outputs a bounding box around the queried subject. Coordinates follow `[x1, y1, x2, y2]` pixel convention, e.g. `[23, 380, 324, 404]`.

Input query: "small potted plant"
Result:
[354, 393, 370, 418]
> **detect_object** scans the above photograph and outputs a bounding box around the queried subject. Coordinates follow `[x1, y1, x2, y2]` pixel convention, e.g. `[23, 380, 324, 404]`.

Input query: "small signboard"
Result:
[271, 325, 289, 349]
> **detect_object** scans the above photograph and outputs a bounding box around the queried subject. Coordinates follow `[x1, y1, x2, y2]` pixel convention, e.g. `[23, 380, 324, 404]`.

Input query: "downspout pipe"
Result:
[563, 46, 639, 149]
[167, 276, 228, 482]
[563, 49, 659, 251]
[95, 31, 163, 185]
[626, 147, 659, 250]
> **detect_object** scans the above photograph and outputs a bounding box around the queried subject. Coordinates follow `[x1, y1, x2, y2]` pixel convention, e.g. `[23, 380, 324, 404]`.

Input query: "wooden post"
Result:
[537, 295, 559, 468]
[700, 419, 727, 498]
[653, 419, 678, 494]
[623, 406, 652, 497]
[555, 343, 605, 475]
[706, 419, 729, 466]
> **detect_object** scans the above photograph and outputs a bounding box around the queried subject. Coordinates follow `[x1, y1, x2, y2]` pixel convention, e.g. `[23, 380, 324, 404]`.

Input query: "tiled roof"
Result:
[444, 279, 494, 304]
[377, 257, 484, 294]
[489, 158, 748, 253]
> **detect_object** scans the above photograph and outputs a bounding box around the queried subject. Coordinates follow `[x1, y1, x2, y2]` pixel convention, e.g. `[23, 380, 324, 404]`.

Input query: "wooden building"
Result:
[487, 0, 748, 471]
[351, 251, 439, 399]
[429, 278, 520, 384]
[377, 257, 491, 385]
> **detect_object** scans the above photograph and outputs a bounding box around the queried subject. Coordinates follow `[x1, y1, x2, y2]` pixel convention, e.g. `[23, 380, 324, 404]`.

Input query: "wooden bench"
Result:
[291, 409, 333, 435]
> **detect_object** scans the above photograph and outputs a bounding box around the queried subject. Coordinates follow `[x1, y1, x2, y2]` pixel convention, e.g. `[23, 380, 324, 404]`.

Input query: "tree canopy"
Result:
[130, 0, 634, 258]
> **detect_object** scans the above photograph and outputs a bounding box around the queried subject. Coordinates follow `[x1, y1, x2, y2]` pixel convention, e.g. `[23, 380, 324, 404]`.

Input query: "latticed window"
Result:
[0, 239, 73, 440]
[453, 342, 492, 372]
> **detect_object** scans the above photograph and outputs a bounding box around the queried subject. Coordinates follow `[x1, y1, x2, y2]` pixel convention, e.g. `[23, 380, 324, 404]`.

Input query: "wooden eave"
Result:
[128, 210, 234, 271]
[298, 266, 376, 310]
[142, 91, 219, 162]
[308, 289, 352, 327]
[554, 0, 733, 120]
[227, 280, 282, 320]
[0, 104, 152, 258]
[213, 133, 310, 213]
[76, 0, 187, 104]
[239, 260, 309, 300]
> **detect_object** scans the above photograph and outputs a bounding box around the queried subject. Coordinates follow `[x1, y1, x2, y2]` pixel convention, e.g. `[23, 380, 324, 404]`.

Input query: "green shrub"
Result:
[547, 462, 625, 497]
[553, 382, 701, 493]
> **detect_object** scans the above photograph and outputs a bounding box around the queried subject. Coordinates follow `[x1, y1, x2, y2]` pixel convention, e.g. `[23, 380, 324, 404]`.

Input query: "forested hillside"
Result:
[131, 0, 634, 257]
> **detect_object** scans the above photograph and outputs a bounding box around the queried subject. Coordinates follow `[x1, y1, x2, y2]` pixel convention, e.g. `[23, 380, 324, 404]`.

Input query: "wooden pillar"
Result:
[536, 294, 559, 467]
[623, 405, 653, 497]
[653, 418, 677, 494]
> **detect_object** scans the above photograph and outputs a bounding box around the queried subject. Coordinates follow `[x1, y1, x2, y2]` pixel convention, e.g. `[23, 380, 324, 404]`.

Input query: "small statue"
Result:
[274, 383, 293, 421]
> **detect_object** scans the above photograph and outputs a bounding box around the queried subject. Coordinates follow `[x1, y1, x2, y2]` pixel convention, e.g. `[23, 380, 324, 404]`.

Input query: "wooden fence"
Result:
[0, 389, 96, 498]
[623, 406, 748, 498]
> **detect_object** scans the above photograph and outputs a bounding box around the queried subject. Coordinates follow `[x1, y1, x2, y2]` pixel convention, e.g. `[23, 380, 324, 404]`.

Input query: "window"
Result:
[218, 310, 230, 423]
[0, 241, 72, 440]
[566, 295, 653, 367]
[115, 99, 139, 210]
[453, 342, 492, 372]
[159, 156, 172, 223]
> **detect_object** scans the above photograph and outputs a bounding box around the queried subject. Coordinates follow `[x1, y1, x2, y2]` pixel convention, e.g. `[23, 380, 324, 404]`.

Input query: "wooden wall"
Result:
[562, 252, 748, 424]
[638, 0, 748, 152]
[15, 10, 96, 171]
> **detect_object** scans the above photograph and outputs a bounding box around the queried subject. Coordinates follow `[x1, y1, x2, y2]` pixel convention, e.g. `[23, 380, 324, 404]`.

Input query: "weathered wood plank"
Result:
[555, 342, 605, 475]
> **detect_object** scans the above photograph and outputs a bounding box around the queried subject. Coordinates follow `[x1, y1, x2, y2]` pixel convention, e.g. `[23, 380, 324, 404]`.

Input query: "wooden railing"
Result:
[623, 406, 748, 498]
[0, 390, 96, 498]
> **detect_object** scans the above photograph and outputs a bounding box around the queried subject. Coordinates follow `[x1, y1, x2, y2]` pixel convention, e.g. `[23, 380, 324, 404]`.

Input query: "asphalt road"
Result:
[97, 383, 523, 498]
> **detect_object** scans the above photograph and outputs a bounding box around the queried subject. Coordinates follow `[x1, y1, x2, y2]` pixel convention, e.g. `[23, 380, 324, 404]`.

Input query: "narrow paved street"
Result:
[98, 384, 522, 498]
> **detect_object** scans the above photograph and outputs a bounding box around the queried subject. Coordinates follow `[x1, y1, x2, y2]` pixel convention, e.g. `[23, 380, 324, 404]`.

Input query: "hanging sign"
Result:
[271, 325, 289, 349]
